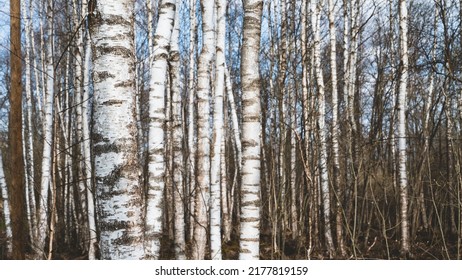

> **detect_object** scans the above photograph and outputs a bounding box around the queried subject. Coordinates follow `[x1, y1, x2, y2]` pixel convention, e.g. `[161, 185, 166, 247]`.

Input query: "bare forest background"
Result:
[1, 0, 462, 260]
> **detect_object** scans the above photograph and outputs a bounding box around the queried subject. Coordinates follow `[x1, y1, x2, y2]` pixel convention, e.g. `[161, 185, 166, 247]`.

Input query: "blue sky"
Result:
[0, 0, 9, 44]
[0, 0, 9, 132]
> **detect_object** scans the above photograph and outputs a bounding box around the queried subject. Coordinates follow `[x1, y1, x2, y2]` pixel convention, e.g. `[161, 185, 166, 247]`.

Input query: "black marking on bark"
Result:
[94, 141, 119, 155]
[169, 51, 180, 62]
[162, 2, 176, 11]
[101, 99, 124, 106]
[99, 219, 132, 232]
[114, 80, 134, 88]
[99, 46, 132, 58]
[102, 164, 123, 187]
[88, 0, 102, 31]
[113, 228, 141, 247]
[103, 15, 131, 27]
[153, 51, 169, 61]
[242, 139, 259, 146]
[94, 71, 115, 82]
[241, 200, 261, 207]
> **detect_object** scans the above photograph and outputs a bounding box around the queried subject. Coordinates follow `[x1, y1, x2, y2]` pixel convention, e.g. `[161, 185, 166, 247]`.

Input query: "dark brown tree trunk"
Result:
[9, 0, 27, 260]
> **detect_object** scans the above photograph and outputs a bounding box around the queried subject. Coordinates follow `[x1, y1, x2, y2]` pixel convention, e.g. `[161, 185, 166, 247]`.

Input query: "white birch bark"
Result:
[348, 0, 359, 134]
[328, 0, 345, 256]
[169, 0, 186, 259]
[36, 0, 54, 258]
[301, 0, 316, 258]
[22, 0, 37, 241]
[134, 20, 144, 165]
[278, 0, 288, 235]
[63, 53, 72, 245]
[0, 152, 12, 257]
[165, 72, 174, 240]
[342, 0, 350, 124]
[225, 67, 242, 169]
[397, 0, 410, 255]
[290, 93, 297, 238]
[239, 0, 263, 260]
[47, 117, 58, 260]
[342, 0, 359, 253]
[312, 0, 335, 257]
[60, 87, 70, 239]
[20, 113, 29, 238]
[192, 0, 215, 260]
[387, 0, 398, 242]
[223, 67, 238, 242]
[30, 0, 43, 123]
[220, 120, 230, 243]
[73, 0, 88, 249]
[398, 0, 410, 255]
[187, 0, 197, 243]
[89, 0, 144, 259]
[140, 0, 153, 162]
[83, 34, 97, 260]
[145, 0, 176, 259]
[39, 2, 46, 120]
[289, 11, 297, 236]
[209, 0, 226, 260]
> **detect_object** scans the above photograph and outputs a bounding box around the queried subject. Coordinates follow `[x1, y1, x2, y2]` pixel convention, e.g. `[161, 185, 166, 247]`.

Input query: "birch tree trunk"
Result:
[30, 0, 43, 122]
[414, 8, 436, 237]
[169, 0, 186, 259]
[36, 0, 55, 258]
[277, 0, 288, 241]
[47, 114, 58, 260]
[301, 0, 314, 258]
[192, 0, 215, 260]
[226, 67, 242, 170]
[288, 0, 298, 240]
[145, 0, 176, 260]
[239, 0, 263, 260]
[328, 0, 346, 257]
[398, 0, 410, 256]
[39, 4, 47, 121]
[223, 67, 239, 242]
[342, 0, 350, 187]
[0, 152, 12, 258]
[61, 52, 71, 249]
[312, 0, 335, 257]
[83, 34, 97, 260]
[348, 0, 359, 134]
[220, 118, 230, 243]
[209, 0, 226, 260]
[21, 0, 37, 242]
[73, 0, 88, 250]
[187, 0, 197, 244]
[89, 0, 144, 259]
[387, 0, 398, 252]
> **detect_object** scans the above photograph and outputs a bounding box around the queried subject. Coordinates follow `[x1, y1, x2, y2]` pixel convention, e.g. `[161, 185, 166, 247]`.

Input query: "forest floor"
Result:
[1, 231, 460, 260]
[219, 231, 461, 260]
